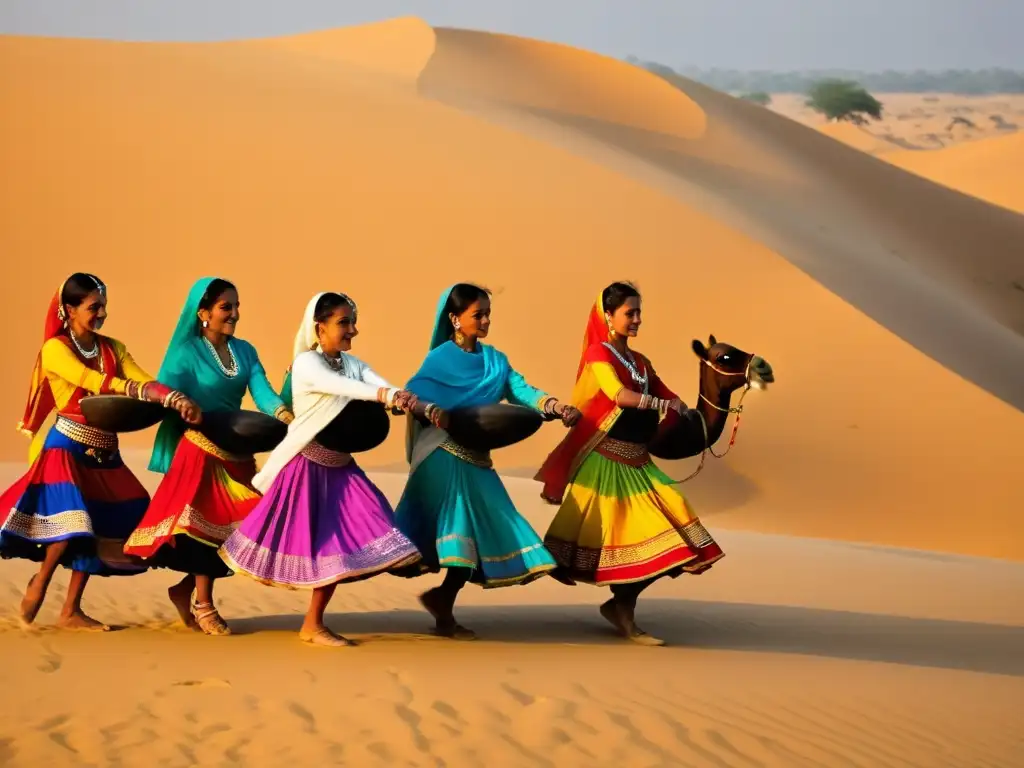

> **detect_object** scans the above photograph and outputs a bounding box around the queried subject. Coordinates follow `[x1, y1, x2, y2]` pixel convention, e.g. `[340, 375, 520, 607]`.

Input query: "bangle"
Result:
[376, 387, 389, 404]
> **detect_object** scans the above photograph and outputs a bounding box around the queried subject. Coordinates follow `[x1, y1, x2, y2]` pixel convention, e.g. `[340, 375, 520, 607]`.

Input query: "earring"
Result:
[605, 314, 616, 340]
[202, 320, 209, 329]
[453, 319, 465, 346]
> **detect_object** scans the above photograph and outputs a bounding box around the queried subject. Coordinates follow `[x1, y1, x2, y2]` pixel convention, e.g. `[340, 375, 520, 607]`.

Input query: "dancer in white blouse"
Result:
[220, 291, 427, 646]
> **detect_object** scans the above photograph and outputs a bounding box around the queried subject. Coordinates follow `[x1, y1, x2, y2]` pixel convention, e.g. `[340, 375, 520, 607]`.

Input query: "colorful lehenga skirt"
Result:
[543, 437, 724, 585]
[393, 439, 556, 588]
[124, 429, 260, 577]
[0, 417, 149, 576]
[219, 441, 422, 588]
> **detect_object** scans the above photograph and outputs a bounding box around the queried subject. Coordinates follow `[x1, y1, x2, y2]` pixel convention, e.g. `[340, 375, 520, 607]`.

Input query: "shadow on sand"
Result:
[227, 598, 1024, 678]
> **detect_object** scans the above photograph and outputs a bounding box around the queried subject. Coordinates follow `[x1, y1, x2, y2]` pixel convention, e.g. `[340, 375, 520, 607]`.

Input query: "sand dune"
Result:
[884, 131, 1024, 215]
[2, 20, 1023, 563]
[2, 16, 1024, 768]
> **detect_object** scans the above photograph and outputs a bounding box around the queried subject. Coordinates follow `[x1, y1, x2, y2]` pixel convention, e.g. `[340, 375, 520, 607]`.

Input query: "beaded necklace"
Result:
[601, 341, 648, 392]
[203, 336, 238, 377]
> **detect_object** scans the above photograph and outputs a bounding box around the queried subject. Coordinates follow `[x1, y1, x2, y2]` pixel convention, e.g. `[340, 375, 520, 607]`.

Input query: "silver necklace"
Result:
[321, 351, 345, 373]
[602, 342, 648, 390]
[203, 336, 238, 377]
[69, 329, 99, 359]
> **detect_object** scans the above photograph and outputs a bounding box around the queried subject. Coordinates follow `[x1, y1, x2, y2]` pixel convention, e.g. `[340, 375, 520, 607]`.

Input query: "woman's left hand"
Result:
[278, 408, 295, 424]
[554, 402, 582, 427]
[392, 390, 419, 412]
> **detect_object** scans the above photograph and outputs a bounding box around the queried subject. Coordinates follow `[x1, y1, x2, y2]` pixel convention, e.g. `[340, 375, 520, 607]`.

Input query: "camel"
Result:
[648, 335, 774, 462]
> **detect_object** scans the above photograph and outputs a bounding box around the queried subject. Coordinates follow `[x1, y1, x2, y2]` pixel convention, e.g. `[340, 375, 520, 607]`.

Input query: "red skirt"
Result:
[124, 430, 261, 576]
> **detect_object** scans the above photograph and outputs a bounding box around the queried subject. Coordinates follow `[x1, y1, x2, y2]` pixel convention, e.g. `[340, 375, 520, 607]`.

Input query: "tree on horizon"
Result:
[805, 79, 883, 123]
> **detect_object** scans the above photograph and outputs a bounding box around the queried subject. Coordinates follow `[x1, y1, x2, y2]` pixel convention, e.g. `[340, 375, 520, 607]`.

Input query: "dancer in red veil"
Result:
[0, 273, 198, 630]
[536, 282, 724, 646]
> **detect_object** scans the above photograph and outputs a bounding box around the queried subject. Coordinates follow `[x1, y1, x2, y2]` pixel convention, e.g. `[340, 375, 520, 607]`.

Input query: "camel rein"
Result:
[668, 357, 753, 485]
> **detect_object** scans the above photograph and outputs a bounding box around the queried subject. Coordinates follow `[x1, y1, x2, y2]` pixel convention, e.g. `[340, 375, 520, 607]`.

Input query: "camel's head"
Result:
[691, 335, 774, 392]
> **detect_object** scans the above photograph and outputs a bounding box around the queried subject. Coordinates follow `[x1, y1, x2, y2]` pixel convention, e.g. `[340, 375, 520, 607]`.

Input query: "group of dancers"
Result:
[0, 274, 724, 647]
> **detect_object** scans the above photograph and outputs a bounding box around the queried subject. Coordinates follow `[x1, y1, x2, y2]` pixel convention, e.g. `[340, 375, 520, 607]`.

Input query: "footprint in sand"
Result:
[36, 648, 62, 674]
[171, 678, 232, 688]
[500, 682, 535, 707]
[287, 701, 317, 733]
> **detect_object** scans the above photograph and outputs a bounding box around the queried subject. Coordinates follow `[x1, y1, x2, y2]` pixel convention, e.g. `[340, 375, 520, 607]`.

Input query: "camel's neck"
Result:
[695, 365, 741, 447]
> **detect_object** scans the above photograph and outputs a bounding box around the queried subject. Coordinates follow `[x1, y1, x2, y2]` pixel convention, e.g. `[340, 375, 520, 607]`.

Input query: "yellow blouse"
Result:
[40, 336, 154, 411]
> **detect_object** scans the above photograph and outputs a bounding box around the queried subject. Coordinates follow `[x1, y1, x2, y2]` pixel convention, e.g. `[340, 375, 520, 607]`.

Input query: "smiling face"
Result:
[198, 288, 240, 337]
[606, 296, 642, 339]
[65, 290, 108, 335]
[316, 303, 358, 354]
[452, 295, 492, 341]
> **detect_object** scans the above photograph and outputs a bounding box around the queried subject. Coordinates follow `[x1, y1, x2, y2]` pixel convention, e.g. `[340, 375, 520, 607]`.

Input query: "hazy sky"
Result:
[2, 0, 1021, 71]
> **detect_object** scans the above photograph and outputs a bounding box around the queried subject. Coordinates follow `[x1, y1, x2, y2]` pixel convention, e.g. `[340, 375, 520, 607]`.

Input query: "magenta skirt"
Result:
[219, 442, 421, 588]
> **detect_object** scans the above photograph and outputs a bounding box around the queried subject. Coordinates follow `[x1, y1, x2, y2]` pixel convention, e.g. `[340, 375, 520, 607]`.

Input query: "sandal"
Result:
[190, 596, 232, 636]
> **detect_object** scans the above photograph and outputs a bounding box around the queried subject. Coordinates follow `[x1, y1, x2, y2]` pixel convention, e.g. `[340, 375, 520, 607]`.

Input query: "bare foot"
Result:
[299, 625, 355, 647]
[19, 575, 44, 628]
[57, 610, 111, 632]
[599, 598, 664, 646]
[168, 582, 199, 631]
[419, 588, 476, 641]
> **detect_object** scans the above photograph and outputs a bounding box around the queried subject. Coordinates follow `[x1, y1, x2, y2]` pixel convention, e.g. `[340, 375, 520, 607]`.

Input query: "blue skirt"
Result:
[393, 447, 555, 588]
[0, 425, 150, 576]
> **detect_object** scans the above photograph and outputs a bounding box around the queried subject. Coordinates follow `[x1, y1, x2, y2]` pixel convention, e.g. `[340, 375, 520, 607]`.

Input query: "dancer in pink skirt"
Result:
[219, 292, 424, 647]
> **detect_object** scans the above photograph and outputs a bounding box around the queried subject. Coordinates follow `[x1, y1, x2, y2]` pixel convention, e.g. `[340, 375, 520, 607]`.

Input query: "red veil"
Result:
[17, 281, 117, 440]
[534, 292, 626, 503]
[17, 286, 69, 438]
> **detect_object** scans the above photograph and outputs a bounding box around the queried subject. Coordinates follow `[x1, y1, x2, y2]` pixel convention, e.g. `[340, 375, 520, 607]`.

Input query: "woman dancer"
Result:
[220, 291, 424, 647]
[124, 277, 293, 636]
[394, 283, 580, 640]
[536, 282, 724, 646]
[0, 273, 198, 630]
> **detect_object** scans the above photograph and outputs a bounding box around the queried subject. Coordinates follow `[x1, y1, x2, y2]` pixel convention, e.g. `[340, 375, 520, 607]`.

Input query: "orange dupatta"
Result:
[534, 292, 628, 503]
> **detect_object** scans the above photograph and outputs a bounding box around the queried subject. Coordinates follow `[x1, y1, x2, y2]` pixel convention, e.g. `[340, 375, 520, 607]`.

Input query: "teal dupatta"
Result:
[148, 277, 285, 473]
[403, 284, 550, 461]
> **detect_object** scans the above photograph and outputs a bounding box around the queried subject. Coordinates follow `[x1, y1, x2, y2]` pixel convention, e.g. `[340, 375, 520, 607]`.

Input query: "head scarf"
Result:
[17, 281, 70, 439]
[427, 283, 457, 351]
[282, 291, 358, 407]
[403, 283, 510, 465]
[147, 277, 216, 472]
[291, 291, 358, 360]
[534, 286, 637, 503]
[577, 290, 612, 380]
[18, 275, 107, 439]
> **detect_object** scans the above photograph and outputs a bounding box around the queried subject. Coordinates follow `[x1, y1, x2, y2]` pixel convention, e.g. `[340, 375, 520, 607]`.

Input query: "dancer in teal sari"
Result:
[394, 283, 580, 639]
[125, 277, 293, 635]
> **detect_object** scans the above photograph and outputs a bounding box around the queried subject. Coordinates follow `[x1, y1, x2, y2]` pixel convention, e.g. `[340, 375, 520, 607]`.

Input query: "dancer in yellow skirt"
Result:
[536, 282, 724, 646]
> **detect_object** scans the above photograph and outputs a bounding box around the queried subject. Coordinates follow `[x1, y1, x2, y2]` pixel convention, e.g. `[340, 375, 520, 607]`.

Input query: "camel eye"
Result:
[719, 354, 730, 363]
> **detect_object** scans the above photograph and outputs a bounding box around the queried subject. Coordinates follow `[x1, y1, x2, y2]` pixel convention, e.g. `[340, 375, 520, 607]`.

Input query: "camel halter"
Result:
[669, 356, 754, 485]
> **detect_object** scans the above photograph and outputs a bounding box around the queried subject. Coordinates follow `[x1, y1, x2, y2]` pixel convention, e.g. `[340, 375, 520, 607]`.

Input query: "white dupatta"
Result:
[252, 292, 396, 493]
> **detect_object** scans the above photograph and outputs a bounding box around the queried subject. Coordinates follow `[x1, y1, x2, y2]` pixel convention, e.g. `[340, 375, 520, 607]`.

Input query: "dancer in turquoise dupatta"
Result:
[125, 277, 293, 636]
[394, 283, 580, 639]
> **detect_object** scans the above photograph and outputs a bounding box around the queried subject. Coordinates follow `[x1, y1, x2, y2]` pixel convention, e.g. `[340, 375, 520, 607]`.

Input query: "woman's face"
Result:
[66, 290, 107, 335]
[317, 304, 358, 353]
[606, 296, 642, 338]
[452, 296, 492, 340]
[198, 288, 240, 337]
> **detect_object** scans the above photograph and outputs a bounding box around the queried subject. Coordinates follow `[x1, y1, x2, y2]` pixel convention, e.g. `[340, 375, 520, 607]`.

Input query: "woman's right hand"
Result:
[174, 395, 203, 425]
